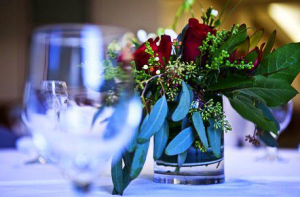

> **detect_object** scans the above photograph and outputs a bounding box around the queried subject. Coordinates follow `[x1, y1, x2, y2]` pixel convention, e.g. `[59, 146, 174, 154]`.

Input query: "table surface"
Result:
[1, 146, 300, 197]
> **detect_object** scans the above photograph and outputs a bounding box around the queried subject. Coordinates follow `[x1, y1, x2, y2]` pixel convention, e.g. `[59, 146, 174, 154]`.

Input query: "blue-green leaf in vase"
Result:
[154, 120, 169, 160]
[129, 140, 150, 179]
[181, 116, 190, 130]
[171, 81, 191, 122]
[188, 85, 194, 103]
[111, 153, 123, 194]
[207, 118, 222, 158]
[177, 150, 188, 167]
[165, 126, 196, 156]
[192, 112, 209, 149]
[127, 114, 149, 152]
[138, 95, 168, 143]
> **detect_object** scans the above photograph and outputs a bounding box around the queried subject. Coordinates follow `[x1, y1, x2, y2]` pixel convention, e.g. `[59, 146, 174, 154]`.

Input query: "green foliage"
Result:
[227, 94, 279, 134]
[111, 3, 300, 195]
[259, 130, 278, 147]
[103, 60, 127, 81]
[231, 76, 298, 107]
[256, 43, 300, 84]
[213, 24, 247, 59]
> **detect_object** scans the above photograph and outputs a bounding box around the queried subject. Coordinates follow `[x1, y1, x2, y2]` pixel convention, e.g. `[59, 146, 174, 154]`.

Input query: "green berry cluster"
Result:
[189, 99, 232, 133]
[228, 60, 254, 70]
[194, 140, 207, 152]
[205, 50, 230, 70]
[144, 41, 160, 66]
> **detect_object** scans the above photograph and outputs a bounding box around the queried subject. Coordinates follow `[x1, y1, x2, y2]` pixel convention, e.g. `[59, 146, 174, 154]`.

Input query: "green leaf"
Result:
[259, 131, 278, 147]
[127, 115, 149, 152]
[262, 30, 276, 59]
[129, 141, 150, 179]
[207, 118, 222, 158]
[255, 102, 280, 134]
[165, 126, 196, 156]
[249, 29, 264, 50]
[154, 121, 169, 160]
[232, 37, 250, 59]
[138, 95, 168, 143]
[256, 43, 300, 83]
[171, 81, 191, 122]
[192, 112, 209, 149]
[111, 153, 123, 194]
[208, 75, 254, 91]
[214, 24, 247, 58]
[227, 94, 279, 133]
[177, 150, 188, 167]
[245, 48, 259, 63]
[233, 76, 298, 107]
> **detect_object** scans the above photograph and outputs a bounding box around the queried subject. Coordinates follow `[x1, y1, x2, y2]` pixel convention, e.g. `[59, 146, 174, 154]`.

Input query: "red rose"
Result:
[182, 18, 216, 63]
[134, 35, 172, 74]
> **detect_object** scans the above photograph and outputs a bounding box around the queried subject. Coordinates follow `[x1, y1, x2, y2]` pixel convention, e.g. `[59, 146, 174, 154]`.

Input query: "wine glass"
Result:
[23, 80, 69, 164]
[258, 101, 293, 161]
[22, 24, 142, 194]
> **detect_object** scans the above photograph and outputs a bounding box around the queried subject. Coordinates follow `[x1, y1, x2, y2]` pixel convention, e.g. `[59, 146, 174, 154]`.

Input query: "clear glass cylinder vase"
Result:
[154, 94, 225, 185]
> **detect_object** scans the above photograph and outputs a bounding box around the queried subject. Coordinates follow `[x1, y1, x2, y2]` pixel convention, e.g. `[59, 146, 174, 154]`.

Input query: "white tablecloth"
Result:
[1, 147, 300, 197]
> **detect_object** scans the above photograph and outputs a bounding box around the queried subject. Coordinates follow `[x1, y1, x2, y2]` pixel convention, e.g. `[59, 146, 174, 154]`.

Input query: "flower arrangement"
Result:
[109, 1, 300, 195]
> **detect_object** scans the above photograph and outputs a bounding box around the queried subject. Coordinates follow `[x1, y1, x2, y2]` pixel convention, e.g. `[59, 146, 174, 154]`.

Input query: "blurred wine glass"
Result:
[258, 101, 293, 161]
[22, 24, 142, 194]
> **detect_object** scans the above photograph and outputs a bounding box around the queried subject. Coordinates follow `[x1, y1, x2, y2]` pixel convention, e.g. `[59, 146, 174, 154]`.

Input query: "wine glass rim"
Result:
[41, 80, 67, 85]
[33, 23, 128, 37]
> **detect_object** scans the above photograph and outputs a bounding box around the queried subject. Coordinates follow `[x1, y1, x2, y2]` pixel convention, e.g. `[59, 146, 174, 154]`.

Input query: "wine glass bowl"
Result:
[23, 24, 142, 192]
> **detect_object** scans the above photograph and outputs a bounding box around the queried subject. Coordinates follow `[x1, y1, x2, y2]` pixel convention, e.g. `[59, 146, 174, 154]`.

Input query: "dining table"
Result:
[1, 142, 300, 197]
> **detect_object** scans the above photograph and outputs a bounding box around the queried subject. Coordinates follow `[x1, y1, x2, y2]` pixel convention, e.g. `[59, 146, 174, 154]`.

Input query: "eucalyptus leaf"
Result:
[154, 121, 169, 160]
[177, 150, 188, 167]
[91, 106, 104, 126]
[192, 112, 209, 149]
[127, 114, 149, 152]
[171, 81, 191, 122]
[129, 141, 150, 179]
[138, 96, 168, 143]
[105, 101, 129, 139]
[111, 153, 123, 194]
[227, 94, 279, 133]
[207, 118, 222, 158]
[165, 126, 196, 155]
[181, 116, 190, 130]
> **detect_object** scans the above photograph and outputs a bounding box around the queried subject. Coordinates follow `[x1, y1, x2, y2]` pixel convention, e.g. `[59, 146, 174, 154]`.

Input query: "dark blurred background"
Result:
[0, 0, 299, 148]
